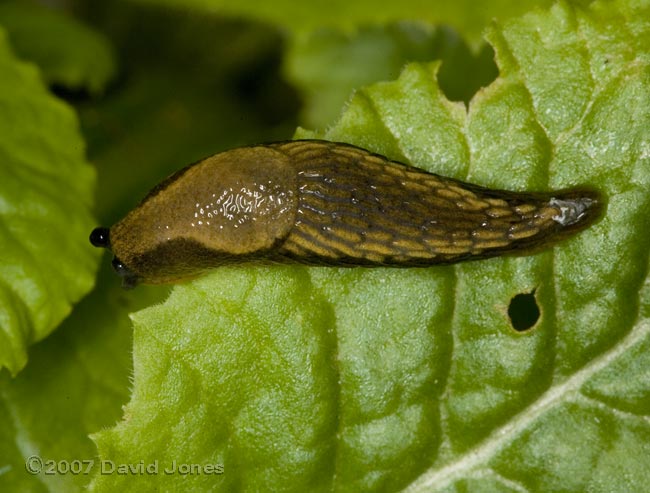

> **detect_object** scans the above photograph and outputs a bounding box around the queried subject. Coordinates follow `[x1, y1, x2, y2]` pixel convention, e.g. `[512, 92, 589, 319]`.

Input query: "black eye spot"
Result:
[111, 257, 139, 289]
[508, 290, 540, 331]
[111, 257, 128, 276]
[90, 227, 110, 248]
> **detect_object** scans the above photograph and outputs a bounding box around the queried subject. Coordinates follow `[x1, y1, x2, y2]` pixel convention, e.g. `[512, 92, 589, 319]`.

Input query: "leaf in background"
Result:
[0, 262, 169, 492]
[91, 0, 650, 492]
[71, 3, 299, 223]
[0, 1, 116, 94]
[127, 0, 568, 43]
[285, 22, 498, 129]
[0, 28, 99, 375]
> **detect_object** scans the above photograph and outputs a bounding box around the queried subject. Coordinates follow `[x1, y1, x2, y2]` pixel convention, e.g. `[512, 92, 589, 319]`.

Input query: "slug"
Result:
[90, 140, 602, 288]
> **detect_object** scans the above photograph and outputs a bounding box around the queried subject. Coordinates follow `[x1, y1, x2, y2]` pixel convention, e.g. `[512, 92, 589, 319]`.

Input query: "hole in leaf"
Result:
[508, 289, 540, 332]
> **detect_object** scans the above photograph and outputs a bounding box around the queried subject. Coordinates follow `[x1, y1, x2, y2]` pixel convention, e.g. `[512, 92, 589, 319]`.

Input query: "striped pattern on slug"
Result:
[269, 140, 601, 266]
[89, 140, 602, 287]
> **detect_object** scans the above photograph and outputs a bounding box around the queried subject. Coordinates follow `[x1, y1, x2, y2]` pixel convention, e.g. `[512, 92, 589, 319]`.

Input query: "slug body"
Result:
[90, 140, 602, 287]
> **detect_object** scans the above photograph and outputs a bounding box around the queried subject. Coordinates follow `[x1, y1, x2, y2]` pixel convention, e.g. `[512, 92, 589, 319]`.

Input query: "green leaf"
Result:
[285, 23, 498, 129]
[0, 263, 169, 491]
[0, 2, 116, 94]
[0, 28, 100, 375]
[91, 0, 650, 492]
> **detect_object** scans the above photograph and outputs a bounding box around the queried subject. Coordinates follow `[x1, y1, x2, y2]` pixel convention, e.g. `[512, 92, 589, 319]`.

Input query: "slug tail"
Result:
[546, 188, 604, 238]
[497, 188, 604, 260]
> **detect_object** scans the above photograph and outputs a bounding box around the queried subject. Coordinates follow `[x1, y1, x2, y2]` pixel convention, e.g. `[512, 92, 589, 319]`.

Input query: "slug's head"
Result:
[89, 145, 297, 288]
[89, 221, 226, 289]
[89, 227, 141, 289]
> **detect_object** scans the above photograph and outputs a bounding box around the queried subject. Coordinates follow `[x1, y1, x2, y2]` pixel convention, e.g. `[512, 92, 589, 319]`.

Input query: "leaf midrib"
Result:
[401, 316, 650, 492]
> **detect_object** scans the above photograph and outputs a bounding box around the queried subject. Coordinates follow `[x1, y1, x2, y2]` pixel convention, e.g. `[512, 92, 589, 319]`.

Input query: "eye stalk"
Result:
[90, 227, 139, 288]
[111, 256, 139, 289]
[89, 227, 111, 248]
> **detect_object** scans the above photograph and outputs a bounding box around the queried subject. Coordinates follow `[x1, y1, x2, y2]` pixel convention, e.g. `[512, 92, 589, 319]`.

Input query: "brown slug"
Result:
[90, 140, 602, 288]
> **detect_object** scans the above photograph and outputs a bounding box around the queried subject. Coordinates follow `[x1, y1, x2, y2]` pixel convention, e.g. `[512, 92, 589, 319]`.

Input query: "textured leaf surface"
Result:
[92, 1, 650, 492]
[0, 263, 169, 491]
[0, 2, 116, 94]
[0, 28, 99, 375]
